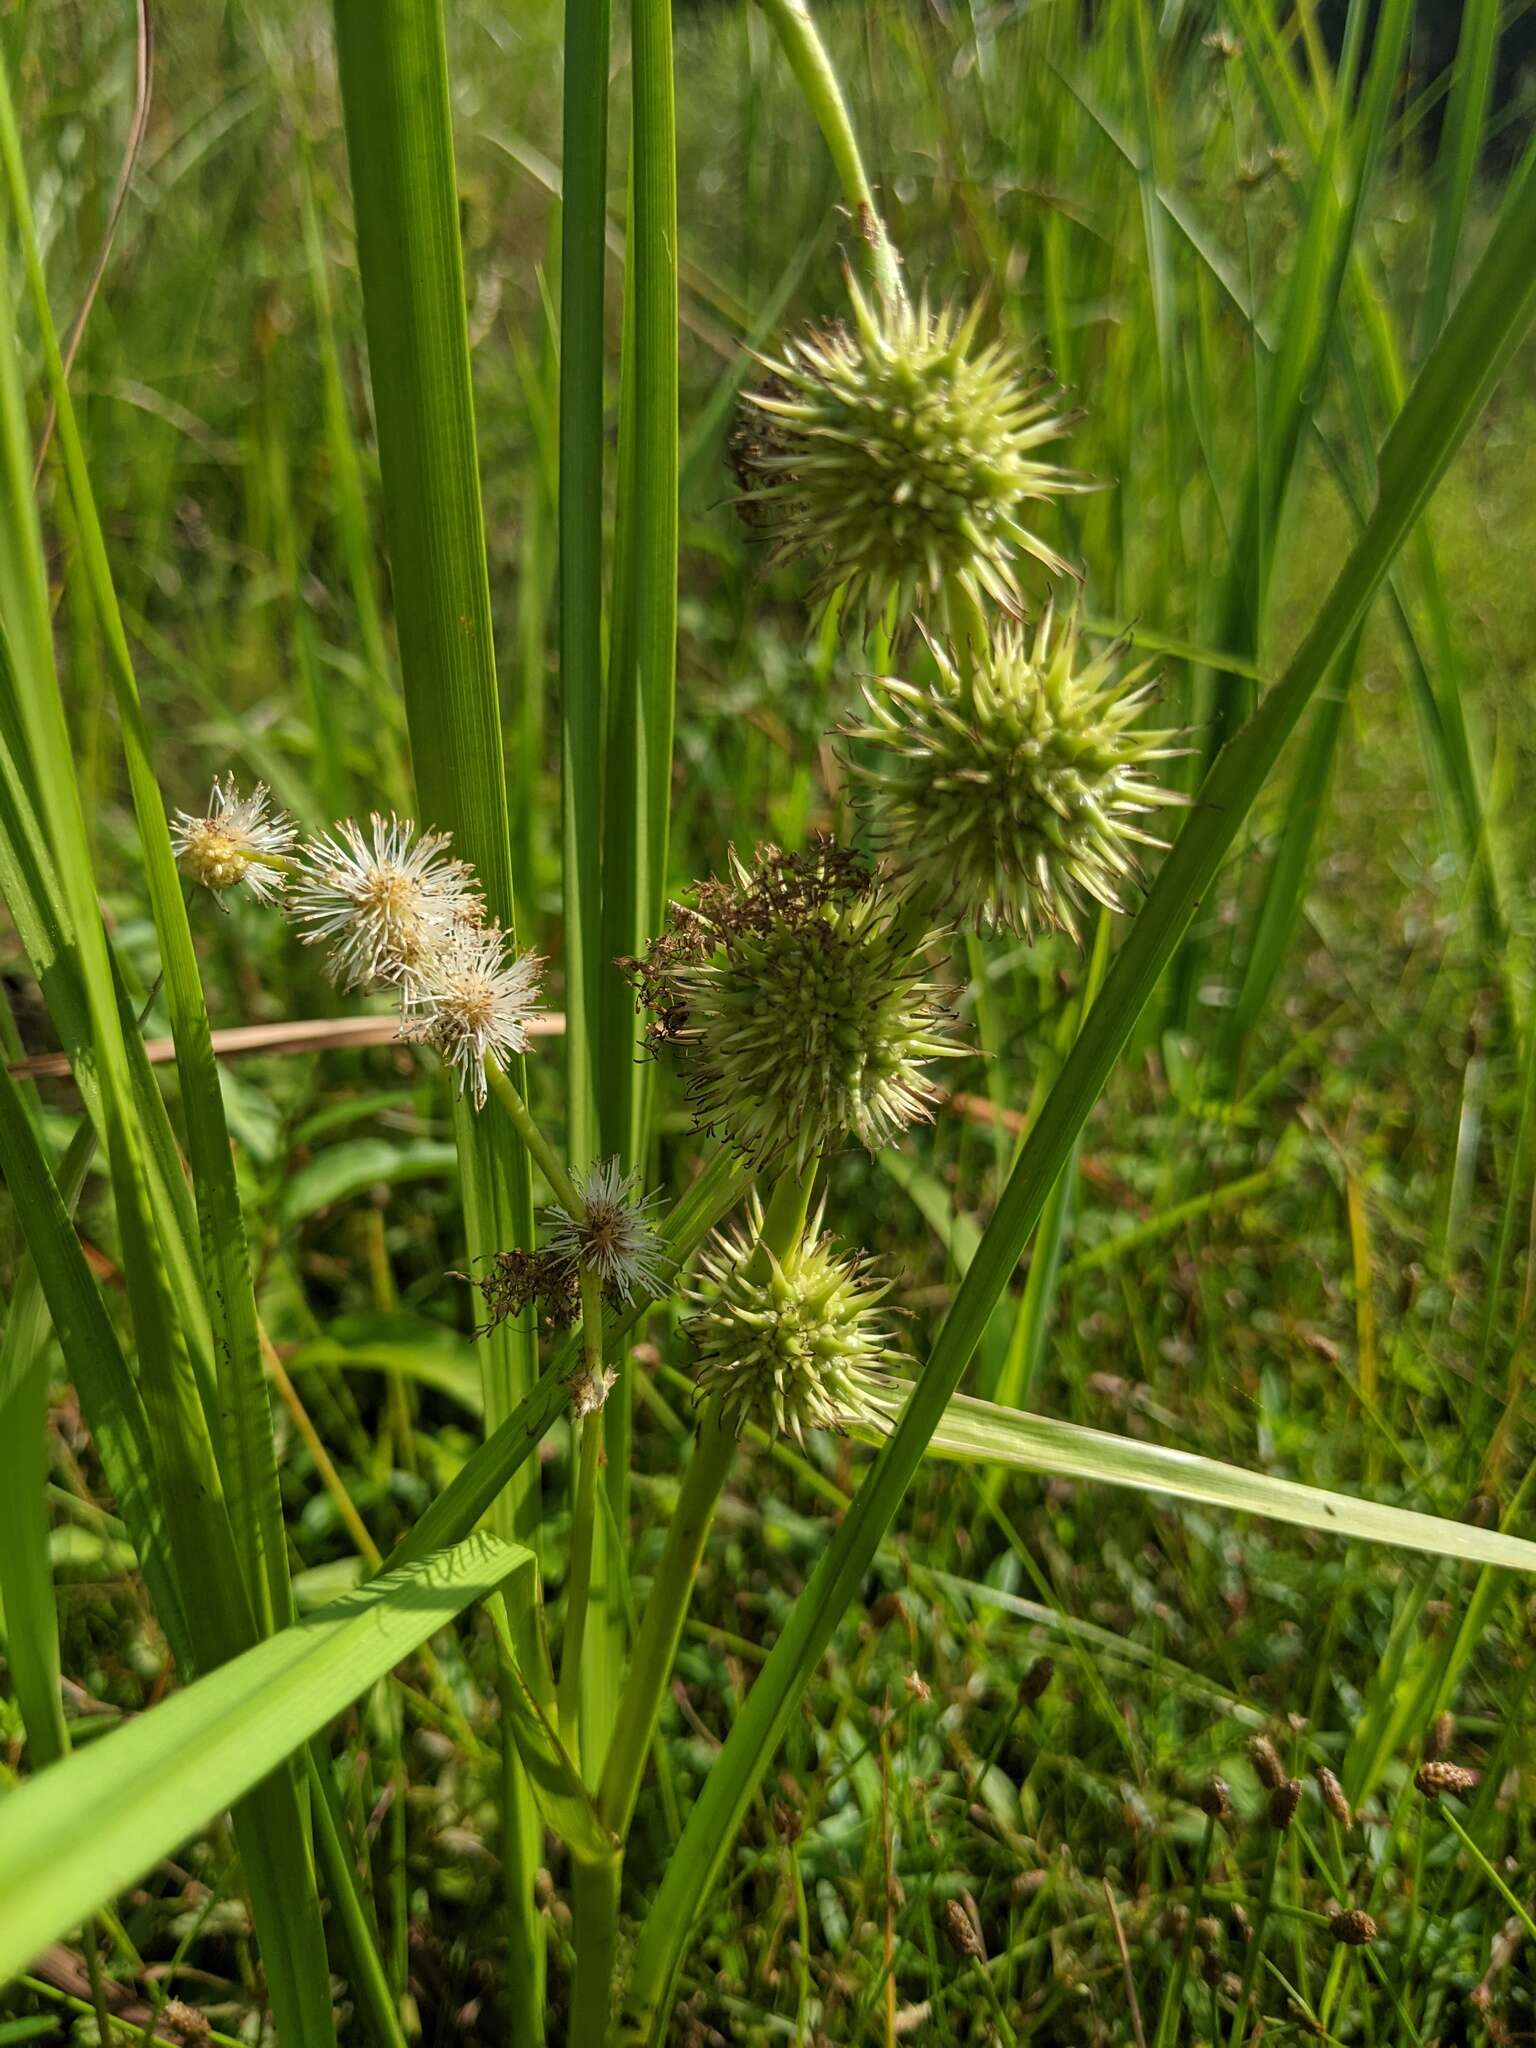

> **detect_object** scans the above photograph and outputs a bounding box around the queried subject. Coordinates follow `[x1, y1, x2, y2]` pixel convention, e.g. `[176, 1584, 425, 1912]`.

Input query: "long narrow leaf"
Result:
[915, 1392, 1536, 1573]
[330, 9, 547, 2023]
[0, 1531, 531, 1988]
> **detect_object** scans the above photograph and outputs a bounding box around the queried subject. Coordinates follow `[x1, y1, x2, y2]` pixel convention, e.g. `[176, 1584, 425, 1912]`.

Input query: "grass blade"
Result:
[0, 1119, 96, 1771]
[329, 6, 547, 2024]
[558, 0, 611, 1176]
[914, 1392, 1536, 1573]
[0, 1532, 532, 1989]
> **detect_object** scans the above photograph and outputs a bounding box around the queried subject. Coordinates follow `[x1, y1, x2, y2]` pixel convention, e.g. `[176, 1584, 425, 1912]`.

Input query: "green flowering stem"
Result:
[944, 575, 991, 690]
[599, 1158, 818, 1836]
[557, 1271, 609, 1759]
[595, 1403, 740, 1838]
[1226, 1830, 1281, 2048]
[743, 1152, 820, 1280]
[568, 1853, 623, 2048]
[1435, 1805, 1536, 1943]
[483, 1056, 585, 1213]
[752, 0, 904, 310]
[566, 1160, 818, 2036]
[1153, 1812, 1214, 2048]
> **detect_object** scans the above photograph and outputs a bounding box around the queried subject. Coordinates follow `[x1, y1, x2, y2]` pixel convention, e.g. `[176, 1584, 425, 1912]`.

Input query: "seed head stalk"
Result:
[567, 1162, 820, 2038]
[1152, 1811, 1214, 2048]
[598, 1159, 818, 1837]
[482, 1056, 585, 1214]
[751, 0, 905, 312]
[1226, 1829, 1282, 2048]
[558, 1270, 610, 1760]
[944, 573, 991, 691]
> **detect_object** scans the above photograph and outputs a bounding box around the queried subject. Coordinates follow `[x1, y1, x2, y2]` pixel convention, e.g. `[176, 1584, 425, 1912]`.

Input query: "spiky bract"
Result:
[543, 1157, 670, 1305]
[171, 776, 296, 904]
[734, 276, 1084, 617]
[290, 813, 482, 989]
[628, 842, 960, 1169]
[689, 1199, 898, 1444]
[843, 609, 1186, 943]
[397, 922, 542, 1108]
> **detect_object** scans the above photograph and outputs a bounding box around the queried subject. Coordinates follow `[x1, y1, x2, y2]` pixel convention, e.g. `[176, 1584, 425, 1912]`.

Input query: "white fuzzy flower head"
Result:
[543, 1157, 671, 1305]
[171, 776, 296, 904]
[688, 1198, 899, 1446]
[398, 922, 542, 1109]
[290, 813, 482, 989]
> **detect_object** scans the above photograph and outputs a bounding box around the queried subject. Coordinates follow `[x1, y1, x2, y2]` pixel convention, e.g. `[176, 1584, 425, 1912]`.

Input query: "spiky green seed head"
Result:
[689, 1199, 899, 1445]
[733, 276, 1086, 617]
[627, 842, 961, 1170]
[842, 608, 1187, 944]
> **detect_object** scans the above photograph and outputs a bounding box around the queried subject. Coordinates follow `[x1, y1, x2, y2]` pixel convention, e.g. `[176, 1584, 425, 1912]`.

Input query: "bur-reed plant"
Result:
[3, 1, 1536, 2043]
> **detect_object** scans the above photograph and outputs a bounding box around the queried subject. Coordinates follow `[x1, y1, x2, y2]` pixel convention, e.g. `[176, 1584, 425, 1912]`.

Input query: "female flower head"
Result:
[397, 921, 542, 1109]
[543, 1157, 670, 1305]
[290, 813, 481, 989]
[843, 608, 1187, 943]
[689, 1198, 899, 1445]
[171, 776, 296, 904]
[628, 841, 961, 1170]
[734, 275, 1086, 618]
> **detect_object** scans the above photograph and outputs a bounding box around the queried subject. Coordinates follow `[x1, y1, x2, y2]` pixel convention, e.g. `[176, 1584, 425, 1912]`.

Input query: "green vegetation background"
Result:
[2, 0, 1534, 2040]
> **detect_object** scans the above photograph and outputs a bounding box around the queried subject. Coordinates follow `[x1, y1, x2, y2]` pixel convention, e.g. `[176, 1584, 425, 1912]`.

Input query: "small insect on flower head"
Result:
[734, 274, 1088, 619]
[543, 1157, 671, 1306]
[171, 775, 296, 905]
[843, 607, 1187, 944]
[398, 921, 543, 1109]
[290, 813, 482, 989]
[627, 841, 962, 1171]
[688, 1198, 900, 1446]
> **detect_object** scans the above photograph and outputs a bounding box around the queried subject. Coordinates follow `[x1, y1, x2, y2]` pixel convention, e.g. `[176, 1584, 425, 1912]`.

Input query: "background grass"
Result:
[2, 0, 1535, 2041]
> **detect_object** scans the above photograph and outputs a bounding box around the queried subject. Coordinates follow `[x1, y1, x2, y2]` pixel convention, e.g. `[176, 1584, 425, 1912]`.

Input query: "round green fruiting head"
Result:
[842, 607, 1188, 944]
[627, 842, 961, 1170]
[733, 274, 1086, 618]
[689, 1199, 899, 1445]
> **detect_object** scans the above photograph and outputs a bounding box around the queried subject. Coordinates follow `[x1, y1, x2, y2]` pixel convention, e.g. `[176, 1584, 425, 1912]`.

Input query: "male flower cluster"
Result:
[174, 793, 541, 1106]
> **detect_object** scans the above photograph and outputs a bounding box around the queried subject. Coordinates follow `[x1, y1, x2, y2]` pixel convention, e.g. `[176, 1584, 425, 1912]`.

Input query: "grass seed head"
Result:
[688, 1197, 900, 1446]
[735, 276, 1085, 617]
[629, 841, 961, 1168]
[1414, 1760, 1479, 1800]
[1329, 1908, 1377, 1947]
[171, 775, 296, 904]
[543, 1157, 671, 1305]
[291, 812, 483, 989]
[159, 2002, 212, 2044]
[1315, 1766, 1351, 1827]
[1268, 1777, 1303, 1831]
[1198, 1775, 1233, 1822]
[1249, 1734, 1286, 1791]
[843, 609, 1186, 944]
[398, 923, 543, 1107]
[1020, 1654, 1055, 1705]
[941, 1898, 985, 1963]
